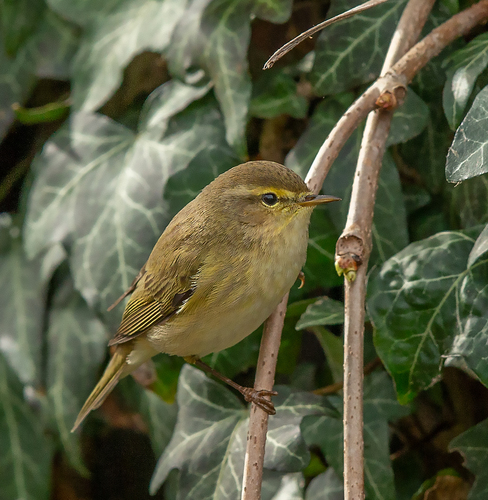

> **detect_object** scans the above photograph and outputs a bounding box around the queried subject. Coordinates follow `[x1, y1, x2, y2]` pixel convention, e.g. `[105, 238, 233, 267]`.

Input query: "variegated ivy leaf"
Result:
[150, 365, 333, 498]
[0, 354, 53, 500]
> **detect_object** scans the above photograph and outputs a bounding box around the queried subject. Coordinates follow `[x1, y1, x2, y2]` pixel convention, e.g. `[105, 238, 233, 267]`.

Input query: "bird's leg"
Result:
[297, 270, 305, 289]
[185, 357, 277, 415]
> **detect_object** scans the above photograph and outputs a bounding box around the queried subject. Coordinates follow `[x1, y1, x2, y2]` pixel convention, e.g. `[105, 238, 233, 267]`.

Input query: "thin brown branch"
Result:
[241, 294, 288, 500]
[305, 0, 488, 193]
[263, 0, 389, 70]
[339, 1, 436, 499]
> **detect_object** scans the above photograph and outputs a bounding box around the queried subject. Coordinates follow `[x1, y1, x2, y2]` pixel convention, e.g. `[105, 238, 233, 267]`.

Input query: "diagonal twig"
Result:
[263, 0, 390, 70]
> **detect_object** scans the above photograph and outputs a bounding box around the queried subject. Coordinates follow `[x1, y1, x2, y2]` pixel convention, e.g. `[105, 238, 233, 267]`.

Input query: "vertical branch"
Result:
[338, 1, 436, 499]
[241, 295, 288, 500]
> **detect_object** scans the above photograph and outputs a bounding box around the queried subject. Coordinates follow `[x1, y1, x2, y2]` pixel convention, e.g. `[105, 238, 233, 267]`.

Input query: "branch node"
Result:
[335, 231, 365, 281]
[376, 74, 408, 110]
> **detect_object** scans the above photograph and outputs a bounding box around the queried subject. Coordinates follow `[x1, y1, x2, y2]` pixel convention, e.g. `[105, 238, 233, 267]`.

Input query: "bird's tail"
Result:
[71, 344, 132, 432]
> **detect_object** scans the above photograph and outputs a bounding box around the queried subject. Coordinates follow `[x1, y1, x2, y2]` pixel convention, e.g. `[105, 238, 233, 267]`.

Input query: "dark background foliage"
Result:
[2, 0, 488, 498]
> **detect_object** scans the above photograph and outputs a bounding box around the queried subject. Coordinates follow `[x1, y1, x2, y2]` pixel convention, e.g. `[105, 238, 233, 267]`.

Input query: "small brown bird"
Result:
[72, 161, 339, 431]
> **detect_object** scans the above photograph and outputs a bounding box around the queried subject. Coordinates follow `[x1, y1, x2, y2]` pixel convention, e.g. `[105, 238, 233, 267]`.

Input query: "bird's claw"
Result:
[242, 388, 278, 415]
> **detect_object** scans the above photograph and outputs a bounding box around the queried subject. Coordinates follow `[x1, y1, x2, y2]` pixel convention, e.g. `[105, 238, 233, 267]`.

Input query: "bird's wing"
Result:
[108, 201, 206, 346]
[106, 266, 146, 312]
[108, 282, 195, 346]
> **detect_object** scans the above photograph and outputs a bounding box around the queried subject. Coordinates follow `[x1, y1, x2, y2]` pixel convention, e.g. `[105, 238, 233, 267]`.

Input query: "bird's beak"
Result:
[298, 194, 341, 206]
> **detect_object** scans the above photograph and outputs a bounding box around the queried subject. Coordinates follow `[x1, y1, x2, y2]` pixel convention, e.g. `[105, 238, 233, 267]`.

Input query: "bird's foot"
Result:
[241, 388, 278, 415]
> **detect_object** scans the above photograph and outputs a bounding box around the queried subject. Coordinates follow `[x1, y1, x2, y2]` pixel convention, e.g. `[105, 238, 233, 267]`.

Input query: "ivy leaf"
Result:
[446, 85, 488, 182]
[302, 209, 342, 292]
[253, 0, 293, 24]
[442, 33, 488, 130]
[302, 371, 409, 500]
[449, 418, 488, 500]
[0, 8, 79, 140]
[72, 0, 187, 111]
[119, 376, 178, 457]
[305, 468, 343, 500]
[387, 88, 429, 147]
[201, 0, 252, 154]
[250, 69, 308, 119]
[446, 225, 488, 387]
[24, 92, 231, 314]
[399, 100, 452, 194]
[0, 0, 45, 56]
[163, 140, 240, 218]
[448, 173, 488, 228]
[150, 365, 330, 498]
[296, 297, 344, 330]
[46, 0, 128, 28]
[262, 472, 304, 499]
[310, 0, 407, 95]
[45, 271, 107, 469]
[0, 354, 54, 500]
[368, 228, 483, 403]
[0, 217, 63, 386]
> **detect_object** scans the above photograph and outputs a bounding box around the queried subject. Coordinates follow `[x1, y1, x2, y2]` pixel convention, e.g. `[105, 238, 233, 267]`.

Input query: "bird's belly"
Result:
[146, 240, 306, 358]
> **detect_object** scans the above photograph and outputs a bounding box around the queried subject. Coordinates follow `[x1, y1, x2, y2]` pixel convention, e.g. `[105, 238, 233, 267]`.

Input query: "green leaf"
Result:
[253, 0, 293, 24]
[446, 85, 488, 182]
[0, 0, 45, 56]
[204, 329, 261, 380]
[301, 209, 342, 293]
[387, 88, 429, 147]
[296, 297, 344, 330]
[24, 94, 232, 314]
[202, 0, 252, 153]
[310, 0, 407, 95]
[46, 0, 128, 27]
[449, 418, 488, 500]
[286, 98, 409, 265]
[0, 40, 36, 139]
[402, 185, 431, 215]
[312, 327, 344, 384]
[168, 0, 261, 153]
[446, 226, 488, 387]
[449, 173, 488, 228]
[302, 372, 409, 500]
[262, 473, 304, 500]
[0, 217, 59, 386]
[150, 365, 330, 498]
[250, 69, 308, 119]
[367, 228, 482, 403]
[302, 371, 409, 500]
[0, 8, 79, 140]
[442, 33, 488, 130]
[399, 100, 452, 194]
[305, 468, 343, 500]
[0, 354, 54, 500]
[119, 375, 178, 456]
[163, 139, 240, 218]
[72, 0, 187, 111]
[45, 272, 107, 469]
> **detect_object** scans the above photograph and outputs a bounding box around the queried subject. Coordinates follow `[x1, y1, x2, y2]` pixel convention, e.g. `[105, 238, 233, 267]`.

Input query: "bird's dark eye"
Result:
[261, 192, 279, 206]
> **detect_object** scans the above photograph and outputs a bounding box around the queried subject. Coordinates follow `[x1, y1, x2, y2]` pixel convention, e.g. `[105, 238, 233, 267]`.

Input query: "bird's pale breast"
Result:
[146, 210, 311, 358]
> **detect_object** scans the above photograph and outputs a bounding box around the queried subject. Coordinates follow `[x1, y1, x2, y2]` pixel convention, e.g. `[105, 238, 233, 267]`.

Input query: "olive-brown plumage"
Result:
[72, 161, 339, 430]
